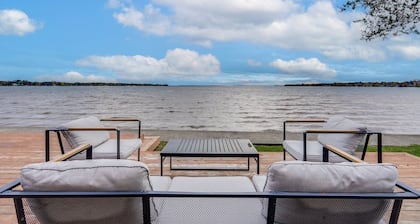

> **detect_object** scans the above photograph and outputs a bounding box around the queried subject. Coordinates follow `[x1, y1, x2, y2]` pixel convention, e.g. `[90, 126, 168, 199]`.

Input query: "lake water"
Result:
[0, 86, 419, 134]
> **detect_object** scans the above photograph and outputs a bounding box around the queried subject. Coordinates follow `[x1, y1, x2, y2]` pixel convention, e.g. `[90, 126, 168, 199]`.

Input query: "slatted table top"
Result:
[161, 138, 259, 156]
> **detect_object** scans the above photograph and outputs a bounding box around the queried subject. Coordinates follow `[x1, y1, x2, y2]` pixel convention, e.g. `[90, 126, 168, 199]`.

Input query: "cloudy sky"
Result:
[0, 0, 419, 85]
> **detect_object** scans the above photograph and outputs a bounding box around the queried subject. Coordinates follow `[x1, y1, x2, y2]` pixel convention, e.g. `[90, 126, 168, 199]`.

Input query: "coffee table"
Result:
[160, 138, 260, 175]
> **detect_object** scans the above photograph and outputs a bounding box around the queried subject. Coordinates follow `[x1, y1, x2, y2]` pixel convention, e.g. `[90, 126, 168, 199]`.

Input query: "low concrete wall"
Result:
[1, 127, 418, 146]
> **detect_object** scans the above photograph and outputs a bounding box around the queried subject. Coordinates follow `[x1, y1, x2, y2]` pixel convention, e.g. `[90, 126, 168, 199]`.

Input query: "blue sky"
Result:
[0, 0, 419, 85]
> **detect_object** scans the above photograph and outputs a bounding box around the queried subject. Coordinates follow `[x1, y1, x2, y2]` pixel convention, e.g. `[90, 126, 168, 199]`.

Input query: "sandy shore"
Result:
[1, 127, 419, 146]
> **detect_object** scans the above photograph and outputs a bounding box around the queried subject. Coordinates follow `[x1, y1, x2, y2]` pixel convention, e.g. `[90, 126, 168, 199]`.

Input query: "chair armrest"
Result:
[323, 144, 364, 163]
[305, 129, 365, 134]
[284, 119, 325, 123]
[100, 117, 140, 122]
[283, 119, 325, 140]
[100, 117, 142, 139]
[53, 144, 93, 162]
[66, 127, 119, 131]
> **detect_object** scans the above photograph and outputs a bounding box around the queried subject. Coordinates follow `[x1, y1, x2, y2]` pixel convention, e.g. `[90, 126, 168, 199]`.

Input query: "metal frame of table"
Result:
[160, 138, 260, 175]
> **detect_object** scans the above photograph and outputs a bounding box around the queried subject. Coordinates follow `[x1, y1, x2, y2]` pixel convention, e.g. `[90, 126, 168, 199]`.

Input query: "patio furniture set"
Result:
[0, 116, 419, 223]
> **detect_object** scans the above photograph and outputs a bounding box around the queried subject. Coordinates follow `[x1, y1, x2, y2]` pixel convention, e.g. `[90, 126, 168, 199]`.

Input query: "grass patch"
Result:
[155, 141, 167, 151]
[367, 145, 420, 157]
[155, 141, 419, 157]
[254, 144, 283, 152]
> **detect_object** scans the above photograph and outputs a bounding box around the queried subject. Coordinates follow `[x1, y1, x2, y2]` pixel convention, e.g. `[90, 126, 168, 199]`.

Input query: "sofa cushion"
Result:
[252, 175, 266, 192]
[283, 140, 347, 162]
[317, 116, 367, 154]
[263, 161, 397, 224]
[21, 159, 158, 224]
[60, 116, 110, 150]
[157, 176, 266, 224]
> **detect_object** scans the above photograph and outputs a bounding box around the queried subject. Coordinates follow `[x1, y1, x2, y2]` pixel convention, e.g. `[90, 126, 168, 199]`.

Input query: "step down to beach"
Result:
[140, 136, 160, 152]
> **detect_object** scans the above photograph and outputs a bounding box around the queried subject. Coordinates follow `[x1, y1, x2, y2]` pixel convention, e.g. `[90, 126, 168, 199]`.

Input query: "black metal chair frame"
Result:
[1, 179, 418, 224]
[283, 120, 383, 163]
[45, 117, 142, 161]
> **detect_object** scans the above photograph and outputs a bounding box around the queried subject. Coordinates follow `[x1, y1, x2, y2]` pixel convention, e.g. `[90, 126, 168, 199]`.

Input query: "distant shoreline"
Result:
[0, 80, 168, 86]
[285, 80, 420, 87]
[2, 80, 420, 87]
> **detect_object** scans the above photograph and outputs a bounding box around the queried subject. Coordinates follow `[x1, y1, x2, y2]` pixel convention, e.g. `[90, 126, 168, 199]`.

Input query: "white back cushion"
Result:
[60, 116, 110, 150]
[317, 116, 367, 154]
[21, 159, 157, 224]
[263, 161, 397, 224]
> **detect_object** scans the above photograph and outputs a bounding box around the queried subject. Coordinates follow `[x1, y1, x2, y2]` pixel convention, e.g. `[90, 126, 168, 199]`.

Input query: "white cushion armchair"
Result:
[282, 116, 383, 163]
[45, 116, 142, 161]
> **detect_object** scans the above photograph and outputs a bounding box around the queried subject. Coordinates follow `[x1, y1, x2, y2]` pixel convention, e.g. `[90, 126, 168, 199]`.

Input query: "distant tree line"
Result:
[285, 80, 420, 87]
[0, 80, 168, 86]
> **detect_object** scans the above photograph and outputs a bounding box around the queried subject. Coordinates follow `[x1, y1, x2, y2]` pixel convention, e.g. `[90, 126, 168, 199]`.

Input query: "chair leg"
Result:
[361, 134, 371, 160]
[13, 198, 26, 224]
[389, 200, 403, 224]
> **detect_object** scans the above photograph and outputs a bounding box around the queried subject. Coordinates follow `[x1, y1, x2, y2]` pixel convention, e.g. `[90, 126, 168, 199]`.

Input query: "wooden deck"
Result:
[1, 132, 419, 223]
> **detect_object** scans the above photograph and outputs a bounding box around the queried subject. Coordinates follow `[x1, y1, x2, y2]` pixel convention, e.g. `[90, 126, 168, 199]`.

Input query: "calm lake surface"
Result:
[0, 86, 419, 134]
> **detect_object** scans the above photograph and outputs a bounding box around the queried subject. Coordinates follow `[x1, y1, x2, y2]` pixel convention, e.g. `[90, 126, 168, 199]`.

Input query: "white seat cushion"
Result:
[157, 176, 266, 224]
[21, 159, 158, 224]
[283, 140, 347, 162]
[69, 138, 142, 160]
[60, 116, 110, 149]
[317, 116, 367, 154]
[262, 161, 397, 224]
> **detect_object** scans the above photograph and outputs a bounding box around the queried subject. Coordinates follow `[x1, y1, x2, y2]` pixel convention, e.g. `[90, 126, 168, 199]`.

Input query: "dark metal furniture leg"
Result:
[160, 155, 164, 176]
[257, 155, 260, 174]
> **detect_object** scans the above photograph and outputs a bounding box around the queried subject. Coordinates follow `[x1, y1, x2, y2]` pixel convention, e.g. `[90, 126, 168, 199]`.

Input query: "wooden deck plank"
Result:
[1, 132, 419, 223]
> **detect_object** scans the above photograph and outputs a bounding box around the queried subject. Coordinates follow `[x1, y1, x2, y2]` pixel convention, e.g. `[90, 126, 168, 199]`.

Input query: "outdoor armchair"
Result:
[45, 116, 142, 161]
[282, 116, 383, 163]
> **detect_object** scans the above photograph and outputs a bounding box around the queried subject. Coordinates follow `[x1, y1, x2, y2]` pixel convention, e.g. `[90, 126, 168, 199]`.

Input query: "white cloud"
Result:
[36, 71, 115, 83]
[270, 58, 336, 79]
[0, 9, 40, 36]
[76, 48, 220, 81]
[113, 4, 170, 35]
[108, 0, 395, 61]
[389, 44, 420, 60]
[109, 0, 300, 41]
[106, 0, 126, 8]
[321, 44, 387, 62]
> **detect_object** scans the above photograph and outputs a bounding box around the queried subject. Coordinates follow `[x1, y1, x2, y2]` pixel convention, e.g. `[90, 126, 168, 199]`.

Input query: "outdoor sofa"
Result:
[0, 144, 418, 224]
